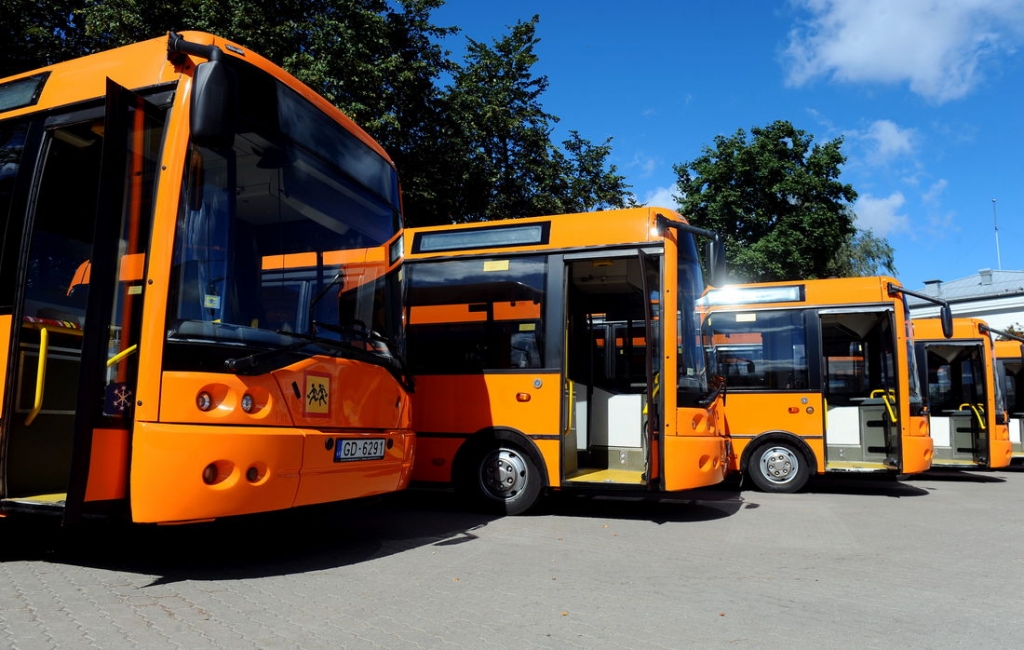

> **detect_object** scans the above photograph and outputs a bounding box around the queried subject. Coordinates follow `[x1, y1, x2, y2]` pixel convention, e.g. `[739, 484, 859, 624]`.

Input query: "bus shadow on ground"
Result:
[0, 490, 496, 584]
[904, 468, 1008, 484]
[536, 485, 746, 524]
[784, 474, 932, 497]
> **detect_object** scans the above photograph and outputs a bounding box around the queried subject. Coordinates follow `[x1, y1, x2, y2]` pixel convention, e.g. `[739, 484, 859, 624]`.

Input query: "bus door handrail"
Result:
[869, 388, 897, 423]
[25, 327, 49, 426]
[959, 402, 986, 430]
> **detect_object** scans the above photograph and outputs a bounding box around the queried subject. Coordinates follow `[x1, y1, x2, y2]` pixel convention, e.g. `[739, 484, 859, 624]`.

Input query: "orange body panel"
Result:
[663, 407, 729, 490]
[902, 426, 936, 474]
[293, 431, 413, 507]
[411, 372, 561, 484]
[130, 422, 303, 522]
[84, 428, 131, 502]
[130, 422, 413, 523]
[720, 392, 827, 472]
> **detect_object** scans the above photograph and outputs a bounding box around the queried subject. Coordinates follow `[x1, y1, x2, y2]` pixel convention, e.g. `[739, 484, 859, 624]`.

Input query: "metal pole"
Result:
[993, 198, 1002, 271]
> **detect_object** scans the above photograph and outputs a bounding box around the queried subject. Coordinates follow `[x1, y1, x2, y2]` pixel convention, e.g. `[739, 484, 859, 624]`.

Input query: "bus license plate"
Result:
[334, 438, 386, 462]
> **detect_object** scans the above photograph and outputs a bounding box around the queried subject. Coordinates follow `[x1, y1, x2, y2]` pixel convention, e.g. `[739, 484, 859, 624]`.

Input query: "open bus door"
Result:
[0, 79, 161, 523]
[819, 308, 901, 470]
[638, 249, 660, 487]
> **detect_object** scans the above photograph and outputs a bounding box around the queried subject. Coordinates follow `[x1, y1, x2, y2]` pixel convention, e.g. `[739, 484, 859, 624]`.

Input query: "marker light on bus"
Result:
[197, 391, 213, 411]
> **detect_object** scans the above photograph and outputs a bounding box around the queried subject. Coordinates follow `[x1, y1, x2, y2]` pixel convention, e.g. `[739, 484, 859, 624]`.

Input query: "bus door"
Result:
[819, 308, 901, 469]
[0, 80, 162, 522]
[562, 250, 657, 488]
[997, 354, 1024, 459]
[921, 341, 988, 465]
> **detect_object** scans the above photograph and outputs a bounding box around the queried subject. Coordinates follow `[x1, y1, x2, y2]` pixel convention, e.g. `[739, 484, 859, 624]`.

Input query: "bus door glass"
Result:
[638, 250, 660, 484]
[819, 308, 900, 468]
[919, 341, 988, 464]
[997, 354, 1024, 457]
[0, 81, 164, 518]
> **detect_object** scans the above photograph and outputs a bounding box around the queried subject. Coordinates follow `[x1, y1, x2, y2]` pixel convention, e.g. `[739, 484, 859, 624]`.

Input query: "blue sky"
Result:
[431, 0, 1024, 290]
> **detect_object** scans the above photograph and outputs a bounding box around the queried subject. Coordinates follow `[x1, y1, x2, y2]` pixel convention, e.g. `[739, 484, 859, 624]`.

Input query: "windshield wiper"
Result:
[224, 329, 413, 391]
[223, 337, 314, 374]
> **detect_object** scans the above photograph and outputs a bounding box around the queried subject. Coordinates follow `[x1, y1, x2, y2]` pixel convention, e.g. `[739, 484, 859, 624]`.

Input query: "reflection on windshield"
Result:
[165, 58, 403, 374]
[677, 237, 710, 406]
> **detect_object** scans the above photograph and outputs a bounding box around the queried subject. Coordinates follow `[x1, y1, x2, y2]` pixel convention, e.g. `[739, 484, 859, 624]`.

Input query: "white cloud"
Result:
[854, 192, 911, 236]
[861, 120, 916, 164]
[922, 179, 948, 204]
[643, 186, 680, 210]
[629, 152, 659, 177]
[783, 0, 1024, 103]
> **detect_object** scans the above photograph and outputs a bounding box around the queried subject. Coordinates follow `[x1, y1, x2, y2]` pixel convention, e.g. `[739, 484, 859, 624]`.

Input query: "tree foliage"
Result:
[435, 16, 630, 224]
[674, 120, 891, 283]
[1, 3, 631, 226]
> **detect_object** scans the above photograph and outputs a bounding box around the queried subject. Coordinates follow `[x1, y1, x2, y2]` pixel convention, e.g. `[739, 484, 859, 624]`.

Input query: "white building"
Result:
[907, 269, 1024, 330]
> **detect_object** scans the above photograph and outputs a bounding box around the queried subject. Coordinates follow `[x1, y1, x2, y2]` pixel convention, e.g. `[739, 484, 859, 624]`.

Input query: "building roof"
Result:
[908, 269, 1024, 306]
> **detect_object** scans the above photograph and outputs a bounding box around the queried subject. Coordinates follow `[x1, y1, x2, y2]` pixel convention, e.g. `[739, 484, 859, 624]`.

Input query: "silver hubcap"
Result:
[481, 448, 528, 499]
[758, 446, 800, 484]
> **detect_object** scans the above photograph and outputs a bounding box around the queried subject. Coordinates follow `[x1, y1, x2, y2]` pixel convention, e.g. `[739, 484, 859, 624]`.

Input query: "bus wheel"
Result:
[748, 442, 809, 493]
[469, 443, 542, 516]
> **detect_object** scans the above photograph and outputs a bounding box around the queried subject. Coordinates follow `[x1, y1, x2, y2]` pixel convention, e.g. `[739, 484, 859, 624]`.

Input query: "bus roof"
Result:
[0, 31, 393, 165]
[405, 207, 691, 258]
[913, 316, 988, 341]
[702, 275, 902, 309]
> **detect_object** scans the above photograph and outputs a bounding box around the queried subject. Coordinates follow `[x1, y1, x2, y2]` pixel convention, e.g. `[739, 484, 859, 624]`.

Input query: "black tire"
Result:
[459, 440, 543, 516]
[747, 440, 810, 493]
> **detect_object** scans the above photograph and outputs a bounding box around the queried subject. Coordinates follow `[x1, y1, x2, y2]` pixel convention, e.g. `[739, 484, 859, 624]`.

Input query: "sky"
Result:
[431, 0, 1024, 290]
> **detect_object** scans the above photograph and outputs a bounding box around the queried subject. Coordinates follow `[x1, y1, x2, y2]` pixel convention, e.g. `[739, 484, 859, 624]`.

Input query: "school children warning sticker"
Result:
[304, 372, 331, 417]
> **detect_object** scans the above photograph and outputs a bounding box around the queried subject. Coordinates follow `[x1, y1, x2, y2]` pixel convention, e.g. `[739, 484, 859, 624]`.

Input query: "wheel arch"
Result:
[739, 431, 818, 476]
[452, 426, 550, 491]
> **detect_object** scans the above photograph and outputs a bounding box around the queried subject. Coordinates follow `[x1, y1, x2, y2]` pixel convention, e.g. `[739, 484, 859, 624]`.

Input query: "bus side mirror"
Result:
[706, 239, 727, 287]
[191, 60, 237, 150]
[940, 305, 954, 339]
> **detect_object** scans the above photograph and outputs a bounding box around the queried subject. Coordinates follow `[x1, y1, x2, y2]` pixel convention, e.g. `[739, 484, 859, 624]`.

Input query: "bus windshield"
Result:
[166, 57, 403, 373]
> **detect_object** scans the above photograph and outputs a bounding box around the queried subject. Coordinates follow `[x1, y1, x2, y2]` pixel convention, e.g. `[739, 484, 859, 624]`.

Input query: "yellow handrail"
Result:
[870, 389, 897, 423]
[959, 402, 986, 430]
[106, 344, 138, 368]
[25, 327, 48, 426]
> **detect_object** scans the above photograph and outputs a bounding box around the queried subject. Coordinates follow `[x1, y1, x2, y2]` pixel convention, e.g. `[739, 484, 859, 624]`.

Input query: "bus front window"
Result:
[166, 58, 403, 374]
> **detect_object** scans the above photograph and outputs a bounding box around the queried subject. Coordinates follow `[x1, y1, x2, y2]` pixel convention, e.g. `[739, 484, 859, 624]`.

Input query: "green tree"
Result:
[441, 15, 559, 222]
[546, 130, 634, 215]
[0, 0, 93, 77]
[674, 120, 873, 283]
[831, 226, 897, 277]
[3, 5, 630, 226]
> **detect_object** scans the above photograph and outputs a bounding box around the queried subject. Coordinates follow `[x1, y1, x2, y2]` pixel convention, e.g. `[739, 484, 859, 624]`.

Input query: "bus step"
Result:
[565, 468, 644, 485]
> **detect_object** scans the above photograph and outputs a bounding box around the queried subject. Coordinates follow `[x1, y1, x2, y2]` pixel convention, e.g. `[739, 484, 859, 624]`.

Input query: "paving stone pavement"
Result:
[2, 466, 1024, 649]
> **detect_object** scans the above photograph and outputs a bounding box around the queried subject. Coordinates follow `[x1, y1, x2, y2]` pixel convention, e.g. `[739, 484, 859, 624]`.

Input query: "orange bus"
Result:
[0, 32, 413, 525]
[994, 338, 1024, 464]
[701, 277, 951, 492]
[913, 317, 1013, 469]
[404, 208, 729, 514]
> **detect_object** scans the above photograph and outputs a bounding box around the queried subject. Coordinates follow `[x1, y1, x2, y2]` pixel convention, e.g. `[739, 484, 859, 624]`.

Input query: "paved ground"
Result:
[2, 465, 1023, 649]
